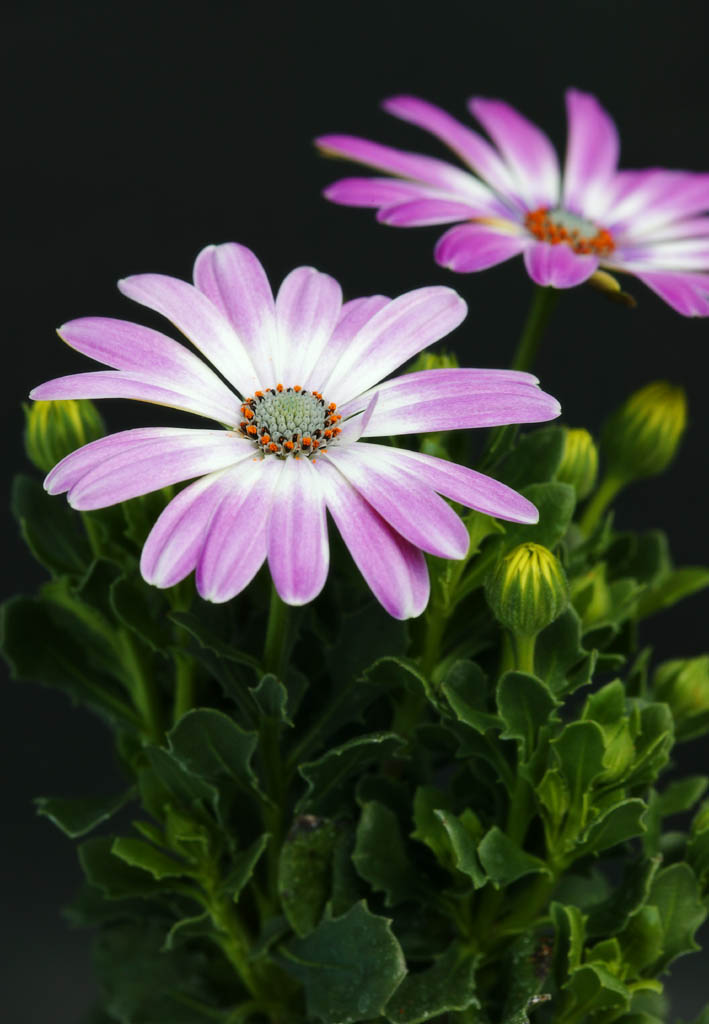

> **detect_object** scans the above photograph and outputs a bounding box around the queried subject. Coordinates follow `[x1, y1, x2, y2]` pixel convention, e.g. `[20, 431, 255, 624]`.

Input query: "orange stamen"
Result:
[525, 207, 615, 256]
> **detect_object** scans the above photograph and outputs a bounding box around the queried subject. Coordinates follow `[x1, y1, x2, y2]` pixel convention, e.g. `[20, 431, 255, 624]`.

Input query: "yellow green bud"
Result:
[556, 427, 598, 500]
[601, 381, 687, 482]
[654, 656, 709, 741]
[486, 543, 569, 637]
[406, 348, 459, 374]
[24, 399, 105, 473]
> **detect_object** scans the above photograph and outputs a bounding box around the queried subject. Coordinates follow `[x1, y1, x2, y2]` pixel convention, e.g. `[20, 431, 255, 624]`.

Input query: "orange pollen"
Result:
[525, 207, 615, 256]
[276, 383, 284, 392]
[294, 385, 302, 392]
[254, 390, 264, 398]
[324, 429, 333, 439]
[243, 407, 255, 420]
[260, 434, 270, 444]
[284, 440, 294, 451]
[302, 436, 312, 446]
[246, 424, 258, 435]
[268, 442, 279, 453]
[328, 402, 337, 412]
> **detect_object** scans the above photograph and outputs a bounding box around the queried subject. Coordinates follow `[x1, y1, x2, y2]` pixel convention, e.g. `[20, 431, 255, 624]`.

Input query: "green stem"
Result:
[510, 285, 560, 372]
[513, 632, 537, 675]
[578, 472, 625, 536]
[263, 585, 290, 678]
[118, 628, 164, 743]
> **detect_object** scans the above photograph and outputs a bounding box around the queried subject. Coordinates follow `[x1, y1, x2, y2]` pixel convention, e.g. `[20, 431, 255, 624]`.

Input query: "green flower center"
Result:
[237, 385, 342, 458]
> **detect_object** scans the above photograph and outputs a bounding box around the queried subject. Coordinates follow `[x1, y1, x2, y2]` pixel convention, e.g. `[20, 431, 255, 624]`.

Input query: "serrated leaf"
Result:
[279, 817, 337, 936]
[497, 671, 559, 759]
[433, 808, 486, 887]
[477, 826, 551, 888]
[353, 801, 421, 906]
[411, 787, 454, 866]
[646, 863, 707, 971]
[619, 906, 664, 973]
[35, 788, 135, 838]
[657, 776, 709, 817]
[441, 660, 501, 734]
[111, 837, 194, 880]
[296, 733, 405, 815]
[140, 746, 219, 822]
[551, 721, 606, 837]
[78, 836, 169, 899]
[326, 603, 408, 681]
[384, 942, 480, 1024]
[551, 902, 586, 988]
[11, 473, 91, 575]
[167, 708, 263, 804]
[537, 768, 570, 829]
[498, 426, 566, 489]
[577, 799, 647, 856]
[169, 609, 262, 676]
[281, 901, 406, 1024]
[250, 674, 293, 725]
[563, 962, 630, 1017]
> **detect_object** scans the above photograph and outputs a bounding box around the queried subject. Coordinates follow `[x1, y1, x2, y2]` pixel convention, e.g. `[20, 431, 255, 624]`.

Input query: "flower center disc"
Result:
[238, 385, 342, 458]
[525, 207, 615, 256]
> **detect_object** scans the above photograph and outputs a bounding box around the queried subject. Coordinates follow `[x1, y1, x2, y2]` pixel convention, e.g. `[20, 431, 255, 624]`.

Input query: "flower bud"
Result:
[406, 348, 459, 374]
[601, 381, 687, 482]
[486, 543, 569, 637]
[556, 427, 599, 500]
[24, 399, 105, 473]
[654, 656, 709, 741]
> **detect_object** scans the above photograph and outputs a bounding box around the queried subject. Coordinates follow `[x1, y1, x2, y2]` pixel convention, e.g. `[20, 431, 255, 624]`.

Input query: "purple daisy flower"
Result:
[30, 243, 560, 619]
[317, 90, 709, 315]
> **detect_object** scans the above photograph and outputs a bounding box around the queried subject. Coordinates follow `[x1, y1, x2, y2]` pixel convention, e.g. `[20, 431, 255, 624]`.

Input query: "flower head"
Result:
[31, 243, 560, 618]
[318, 90, 709, 315]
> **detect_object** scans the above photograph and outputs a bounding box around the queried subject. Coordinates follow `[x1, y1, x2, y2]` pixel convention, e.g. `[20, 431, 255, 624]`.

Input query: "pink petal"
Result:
[195, 458, 272, 602]
[305, 295, 390, 393]
[562, 90, 620, 218]
[369, 446, 539, 524]
[326, 447, 469, 560]
[377, 198, 490, 227]
[317, 459, 429, 619]
[141, 469, 234, 589]
[275, 267, 343, 386]
[64, 430, 252, 510]
[615, 238, 709, 271]
[383, 94, 522, 204]
[316, 133, 489, 200]
[524, 242, 599, 288]
[193, 243, 278, 387]
[606, 171, 709, 236]
[118, 273, 261, 395]
[340, 368, 560, 436]
[468, 97, 561, 209]
[435, 223, 528, 273]
[323, 287, 467, 406]
[267, 456, 329, 606]
[323, 176, 446, 207]
[631, 270, 709, 316]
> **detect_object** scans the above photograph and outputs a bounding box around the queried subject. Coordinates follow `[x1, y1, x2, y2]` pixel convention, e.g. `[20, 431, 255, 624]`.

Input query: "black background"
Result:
[4, 0, 709, 1020]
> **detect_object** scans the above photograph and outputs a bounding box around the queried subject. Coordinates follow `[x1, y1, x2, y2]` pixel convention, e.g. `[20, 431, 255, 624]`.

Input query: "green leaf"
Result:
[296, 733, 405, 815]
[110, 575, 172, 653]
[223, 834, 270, 902]
[434, 809, 487, 887]
[78, 836, 168, 899]
[384, 942, 480, 1024]
[646, 862, 707, 971]
[657, 776, 709, 817]
[250, 673, 293, 726]
[577, 799, 647, 856]
[497, 671, 559, 759]
[619, 906, 664, 973]
[586, 857, 662, 937]
[326, 603, 408, 682]
[140, 746, 219, 822]
[281, 901, 406, 1024]
[11, 473, 91, 574]
[111, 837, 194, 880]
[278, 817, 338, 936]
[441, 660, 501, 734]
[502, 482, 576, 552]
[636, 566, 709, 619]
[477, 826, 551, 888]
[167, 708, 263, 803]
[534, 607, 596, 696]
[551, 902, 586, 988]
[365, 656, 434, 704]
[161, 911, 212, 952]
[411, 786, 454, 866]
[35, 788, 135, 838]
[562, 962, 630, 1017]
[550, 721, 606, 836]
[498, 426, 566, 489]
[353, 801, 421, 906]
[500, 932, 552, 1024]
[169, 608, 262, 676]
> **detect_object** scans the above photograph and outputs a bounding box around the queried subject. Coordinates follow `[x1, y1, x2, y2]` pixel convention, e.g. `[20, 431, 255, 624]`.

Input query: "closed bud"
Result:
[654, 656, 709, 741]
[486, 542, 569, 637]
[24, 399, 104, 473]
[406, 348, 459, 374]
[601, 381, 687, 482]
[556, 427, 598, 500]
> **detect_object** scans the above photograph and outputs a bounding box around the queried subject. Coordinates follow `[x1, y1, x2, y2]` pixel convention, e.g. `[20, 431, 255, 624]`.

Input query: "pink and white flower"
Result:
[318, 90, 709, 316]
[31, 243, 560, 618]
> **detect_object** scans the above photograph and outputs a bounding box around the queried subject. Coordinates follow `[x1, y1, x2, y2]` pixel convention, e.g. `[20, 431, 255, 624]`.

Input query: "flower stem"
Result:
[578, 472, 625, 536]
[118, 628, 163, 743]
[513, 632, 537, 675]
[510, 285, 560, 372]
[262, 585, 290, 678]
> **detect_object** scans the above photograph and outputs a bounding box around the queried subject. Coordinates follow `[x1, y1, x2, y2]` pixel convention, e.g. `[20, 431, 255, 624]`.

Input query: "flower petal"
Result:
[60, 430, 251, 510]
[317, 458, 429, 619]
[193, 243, 278, 386]
[141, 469, 233, 589]
[377, 198, 492, 226]
[562, 89, 620, 218]
[118, 273, 261, 394]
[316, 133, 492, 201]
[606, 171, 709, 236]
[468, 97, 561, 208]
[435, 223, 528, 273]
[305, 295, 390, 392]
[340, 368, 560, 436]
[267, 456, 329, 605]
[383, 94, 522, 203]
[631, 270, 709, 316]
[195, 459, 272, 602]
[524, 242, 599, 288]
[367, 446, 539, 524]
[326, 447, 469, 559]
[323, 287, 467, 405]
[275, 267, 343, 386]
[323, 176, 447, 207]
